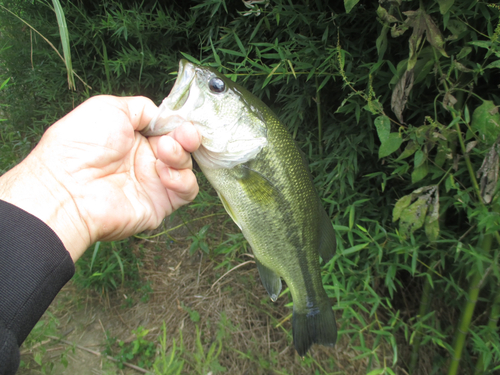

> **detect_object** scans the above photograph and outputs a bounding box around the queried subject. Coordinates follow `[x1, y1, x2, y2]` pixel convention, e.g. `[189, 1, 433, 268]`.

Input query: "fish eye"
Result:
[208, 77, 226, 93]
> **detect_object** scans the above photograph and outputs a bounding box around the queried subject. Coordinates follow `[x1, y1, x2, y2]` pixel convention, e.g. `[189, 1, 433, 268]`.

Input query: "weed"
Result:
[2, 0, 500, 373]
[188, 316, 230, 375]
[19, 312, 71, 374]
[153, 323, 185, 375]
[73, 239, 145, 295]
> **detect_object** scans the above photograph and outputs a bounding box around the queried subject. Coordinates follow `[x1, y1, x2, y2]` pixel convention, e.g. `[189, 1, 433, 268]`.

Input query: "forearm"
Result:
[0, 199, 75, 375]
[0, 152, 90, 261]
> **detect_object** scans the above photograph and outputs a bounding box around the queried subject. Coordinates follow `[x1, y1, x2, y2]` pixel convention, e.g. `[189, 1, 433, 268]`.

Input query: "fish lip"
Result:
[165, 59, 195, 110]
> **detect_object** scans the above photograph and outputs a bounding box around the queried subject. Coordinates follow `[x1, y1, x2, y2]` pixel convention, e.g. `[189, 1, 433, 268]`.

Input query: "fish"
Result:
[142, 59, 337, 356]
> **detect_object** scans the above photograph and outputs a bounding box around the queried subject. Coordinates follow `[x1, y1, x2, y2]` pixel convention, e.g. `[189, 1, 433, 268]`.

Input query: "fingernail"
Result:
[168, 168, 181, 180]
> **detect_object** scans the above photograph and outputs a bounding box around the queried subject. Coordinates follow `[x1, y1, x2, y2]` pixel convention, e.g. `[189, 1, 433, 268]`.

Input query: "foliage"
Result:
[153, 322, 185, 375]
[19, 311, 71, 373]
[103, 316, 229, 374]
[1, 0, 500, 373]
[72, 239, 150, 301]
[105, 326, 157, 370]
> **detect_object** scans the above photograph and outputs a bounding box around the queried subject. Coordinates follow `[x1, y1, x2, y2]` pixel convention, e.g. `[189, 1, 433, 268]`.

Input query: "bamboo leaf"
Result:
[343, 243, 369, 256]
[180, 52, 201, 65]
[0, 77, 10, 90]
[52, 0, 74, 90]
[233, 32, 247, 55]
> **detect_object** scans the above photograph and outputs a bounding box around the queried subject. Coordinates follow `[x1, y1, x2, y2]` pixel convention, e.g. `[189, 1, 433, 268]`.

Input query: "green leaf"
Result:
[210, 38, 221, 66]
[399, 195, 429, 238]
[411, 163, 428, 183]
[425, 215, 439, 241]
[379, 133, 403, 158]
[414, 149, 426, 168]
[180, 52, 201, 65]
[397, 141, 419, 160]
[233, 32, 246, 55]
[396, 186, 438, 239]
[218, 48, 245, 57]
[393, 194, 412, 222]
[344, 0, 360, 14]
[471, 100, 500, 146]
[376, 25, 389, 61]
[375, 115, 391, 143]
[456, 46, 472, 60]
[90, 241, 101, 272]
[52, 0, 74, 90]
[343, 243, 369, 256]
[468, 40, 491, 49]
[0, 77, 9, 90]
[437, 0, 454, 14]
[485, 60, 500, 70]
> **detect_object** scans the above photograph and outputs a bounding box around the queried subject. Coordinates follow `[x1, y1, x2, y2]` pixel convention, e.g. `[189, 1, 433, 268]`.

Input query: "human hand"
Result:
[0, 95, 201, 261]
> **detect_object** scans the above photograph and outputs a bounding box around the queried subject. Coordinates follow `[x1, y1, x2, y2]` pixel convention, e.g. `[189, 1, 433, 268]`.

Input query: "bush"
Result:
[1, 1, 499, 373]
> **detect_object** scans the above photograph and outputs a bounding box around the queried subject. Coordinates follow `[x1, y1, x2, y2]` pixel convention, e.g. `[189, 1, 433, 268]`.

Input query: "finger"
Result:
[156, 160, 199, 206]
[168, 121, 202, 153]
[121, 96, 159, 131]
[156, 136, 193, 170]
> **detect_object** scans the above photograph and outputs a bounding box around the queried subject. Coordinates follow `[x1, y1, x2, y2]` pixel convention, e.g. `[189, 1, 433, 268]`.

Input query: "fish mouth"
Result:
[166, 59, 195, 111]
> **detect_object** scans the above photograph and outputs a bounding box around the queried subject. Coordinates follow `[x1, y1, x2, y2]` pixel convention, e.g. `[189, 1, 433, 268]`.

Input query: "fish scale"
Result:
[142, 60, 338, 356]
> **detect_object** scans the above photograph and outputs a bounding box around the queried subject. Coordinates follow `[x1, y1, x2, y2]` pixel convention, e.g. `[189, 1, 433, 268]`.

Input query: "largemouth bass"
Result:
[142, 60, 337, 356]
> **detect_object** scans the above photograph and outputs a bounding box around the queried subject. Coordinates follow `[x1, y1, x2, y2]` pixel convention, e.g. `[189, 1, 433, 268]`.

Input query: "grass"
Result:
[18, 207, 359, 374]
[3, 0, 500, 373]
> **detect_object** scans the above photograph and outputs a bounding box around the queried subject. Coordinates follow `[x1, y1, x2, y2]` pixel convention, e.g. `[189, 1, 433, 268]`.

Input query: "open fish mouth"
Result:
[140, 60, 195, 136]
[166, 60, 195, 111]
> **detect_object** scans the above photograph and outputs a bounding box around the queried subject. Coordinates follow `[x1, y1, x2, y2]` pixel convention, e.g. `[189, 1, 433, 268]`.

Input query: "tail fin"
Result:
[292, 303, 337, 356]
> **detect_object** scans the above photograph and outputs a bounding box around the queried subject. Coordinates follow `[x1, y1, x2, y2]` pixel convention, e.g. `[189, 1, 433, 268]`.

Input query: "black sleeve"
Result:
[0, 200, 75, 375]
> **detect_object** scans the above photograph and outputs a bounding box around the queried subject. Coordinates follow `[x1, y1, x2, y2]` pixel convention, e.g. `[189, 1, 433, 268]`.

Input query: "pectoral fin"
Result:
[255, 257, 282, 302]
[217, 192, 241, 230]
[236, 164, 281, 207]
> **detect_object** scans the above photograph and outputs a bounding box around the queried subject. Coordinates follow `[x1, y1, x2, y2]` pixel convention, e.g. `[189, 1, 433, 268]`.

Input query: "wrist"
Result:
[0, 153, 91, 262]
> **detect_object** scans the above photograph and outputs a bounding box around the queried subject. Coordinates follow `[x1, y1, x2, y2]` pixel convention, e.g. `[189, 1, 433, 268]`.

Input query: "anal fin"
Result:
[318, 204, 336, 263]
[255, 257, 282, 302]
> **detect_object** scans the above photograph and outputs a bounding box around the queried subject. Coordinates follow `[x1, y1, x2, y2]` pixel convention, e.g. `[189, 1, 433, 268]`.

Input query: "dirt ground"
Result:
[17, 209, 386, 375]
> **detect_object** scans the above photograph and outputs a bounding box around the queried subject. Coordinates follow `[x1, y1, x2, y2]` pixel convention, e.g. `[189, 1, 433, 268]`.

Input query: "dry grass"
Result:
[19, 207, 397, 375]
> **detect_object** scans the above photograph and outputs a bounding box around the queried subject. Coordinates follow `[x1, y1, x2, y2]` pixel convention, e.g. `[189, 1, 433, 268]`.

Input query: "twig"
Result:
[45, 335, 152, 374]
[210, 260, 255, 289]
